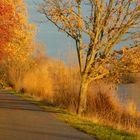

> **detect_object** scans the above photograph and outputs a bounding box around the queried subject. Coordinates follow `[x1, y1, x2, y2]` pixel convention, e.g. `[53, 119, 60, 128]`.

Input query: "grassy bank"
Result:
[7, 89, 140, 140]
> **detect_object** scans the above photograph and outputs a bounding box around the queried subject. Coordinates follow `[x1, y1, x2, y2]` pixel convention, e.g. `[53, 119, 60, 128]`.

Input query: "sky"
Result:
[24, 0, 75, 58]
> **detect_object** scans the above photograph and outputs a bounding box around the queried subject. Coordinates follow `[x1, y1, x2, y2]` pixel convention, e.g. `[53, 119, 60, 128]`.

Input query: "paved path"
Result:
[0, 90, 95, 140]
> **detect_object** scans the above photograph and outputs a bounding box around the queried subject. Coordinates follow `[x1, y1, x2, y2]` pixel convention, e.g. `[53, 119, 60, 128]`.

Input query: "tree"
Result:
[0, 0, 19, 60]
[0, 0, 35, 60]
[109, 45, 140, 83]
[39, 0, 140, 115]
[0, 0, 35, 61]
[5, 0, 36, 62]
[0, 0, 36, 90]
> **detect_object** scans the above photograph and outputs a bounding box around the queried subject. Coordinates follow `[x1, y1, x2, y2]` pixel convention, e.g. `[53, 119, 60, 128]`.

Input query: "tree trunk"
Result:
[77, 76, 89, 115]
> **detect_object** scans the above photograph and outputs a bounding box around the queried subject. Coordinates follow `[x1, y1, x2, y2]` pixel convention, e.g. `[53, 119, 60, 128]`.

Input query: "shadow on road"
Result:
[0, 92, 44, 112]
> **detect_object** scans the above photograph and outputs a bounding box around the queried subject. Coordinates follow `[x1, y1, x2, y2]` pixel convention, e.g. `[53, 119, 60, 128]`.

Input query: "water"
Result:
[118, 83, 140, 111]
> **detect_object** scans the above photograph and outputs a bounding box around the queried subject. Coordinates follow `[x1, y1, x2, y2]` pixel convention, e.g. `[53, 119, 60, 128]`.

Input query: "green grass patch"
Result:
[57, 113, 139, 140]
[6, 89, 140, 140]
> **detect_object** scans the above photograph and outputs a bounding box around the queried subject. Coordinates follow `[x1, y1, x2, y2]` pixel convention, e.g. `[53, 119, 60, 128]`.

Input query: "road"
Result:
[0, 90, 95, 140]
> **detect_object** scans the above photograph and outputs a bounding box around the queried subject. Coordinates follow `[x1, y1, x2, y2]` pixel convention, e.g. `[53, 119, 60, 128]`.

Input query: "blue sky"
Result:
[24, 0, 75, 58]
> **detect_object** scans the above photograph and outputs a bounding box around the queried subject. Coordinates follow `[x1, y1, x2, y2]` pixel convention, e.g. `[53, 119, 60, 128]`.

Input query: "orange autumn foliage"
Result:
[0, 0, 35, 61]
[0, 0, 19, 59]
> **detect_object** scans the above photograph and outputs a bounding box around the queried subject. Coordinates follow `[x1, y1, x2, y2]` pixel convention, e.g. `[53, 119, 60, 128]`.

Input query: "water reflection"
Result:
[118, 82, 140, 111]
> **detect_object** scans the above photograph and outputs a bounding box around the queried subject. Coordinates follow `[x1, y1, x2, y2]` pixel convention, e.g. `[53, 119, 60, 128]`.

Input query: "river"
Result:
[118, 82, 140, 111]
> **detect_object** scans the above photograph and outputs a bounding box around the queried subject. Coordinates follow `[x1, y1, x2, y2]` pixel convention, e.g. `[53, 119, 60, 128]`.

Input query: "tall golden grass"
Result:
[22, 63, 54, 101]
[87, 86, 140, 134]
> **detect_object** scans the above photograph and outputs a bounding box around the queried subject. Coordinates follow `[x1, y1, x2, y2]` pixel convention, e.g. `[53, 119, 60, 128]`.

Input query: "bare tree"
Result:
[39, 0, 140, 115]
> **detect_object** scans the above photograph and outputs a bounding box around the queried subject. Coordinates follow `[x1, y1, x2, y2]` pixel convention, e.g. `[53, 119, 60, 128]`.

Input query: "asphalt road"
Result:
[0, 90, 95, 140]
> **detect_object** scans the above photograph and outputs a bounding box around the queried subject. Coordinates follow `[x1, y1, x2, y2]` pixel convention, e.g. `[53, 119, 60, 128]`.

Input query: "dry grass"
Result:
[86, 81, 140, 134]
[0, 59, 34, 91]
[22, 63, 54, 102]
[49, 60, 80, 111]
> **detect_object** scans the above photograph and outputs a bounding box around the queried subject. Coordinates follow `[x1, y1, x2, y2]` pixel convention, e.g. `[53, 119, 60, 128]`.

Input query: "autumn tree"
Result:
[0, 0, 36, 89]
[109, 45, 140, 83]
[39, 0, 140, 115]
[5, 0, 36, 61]
[0, 0, 19, 60]
[0, 0, 35, 61]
